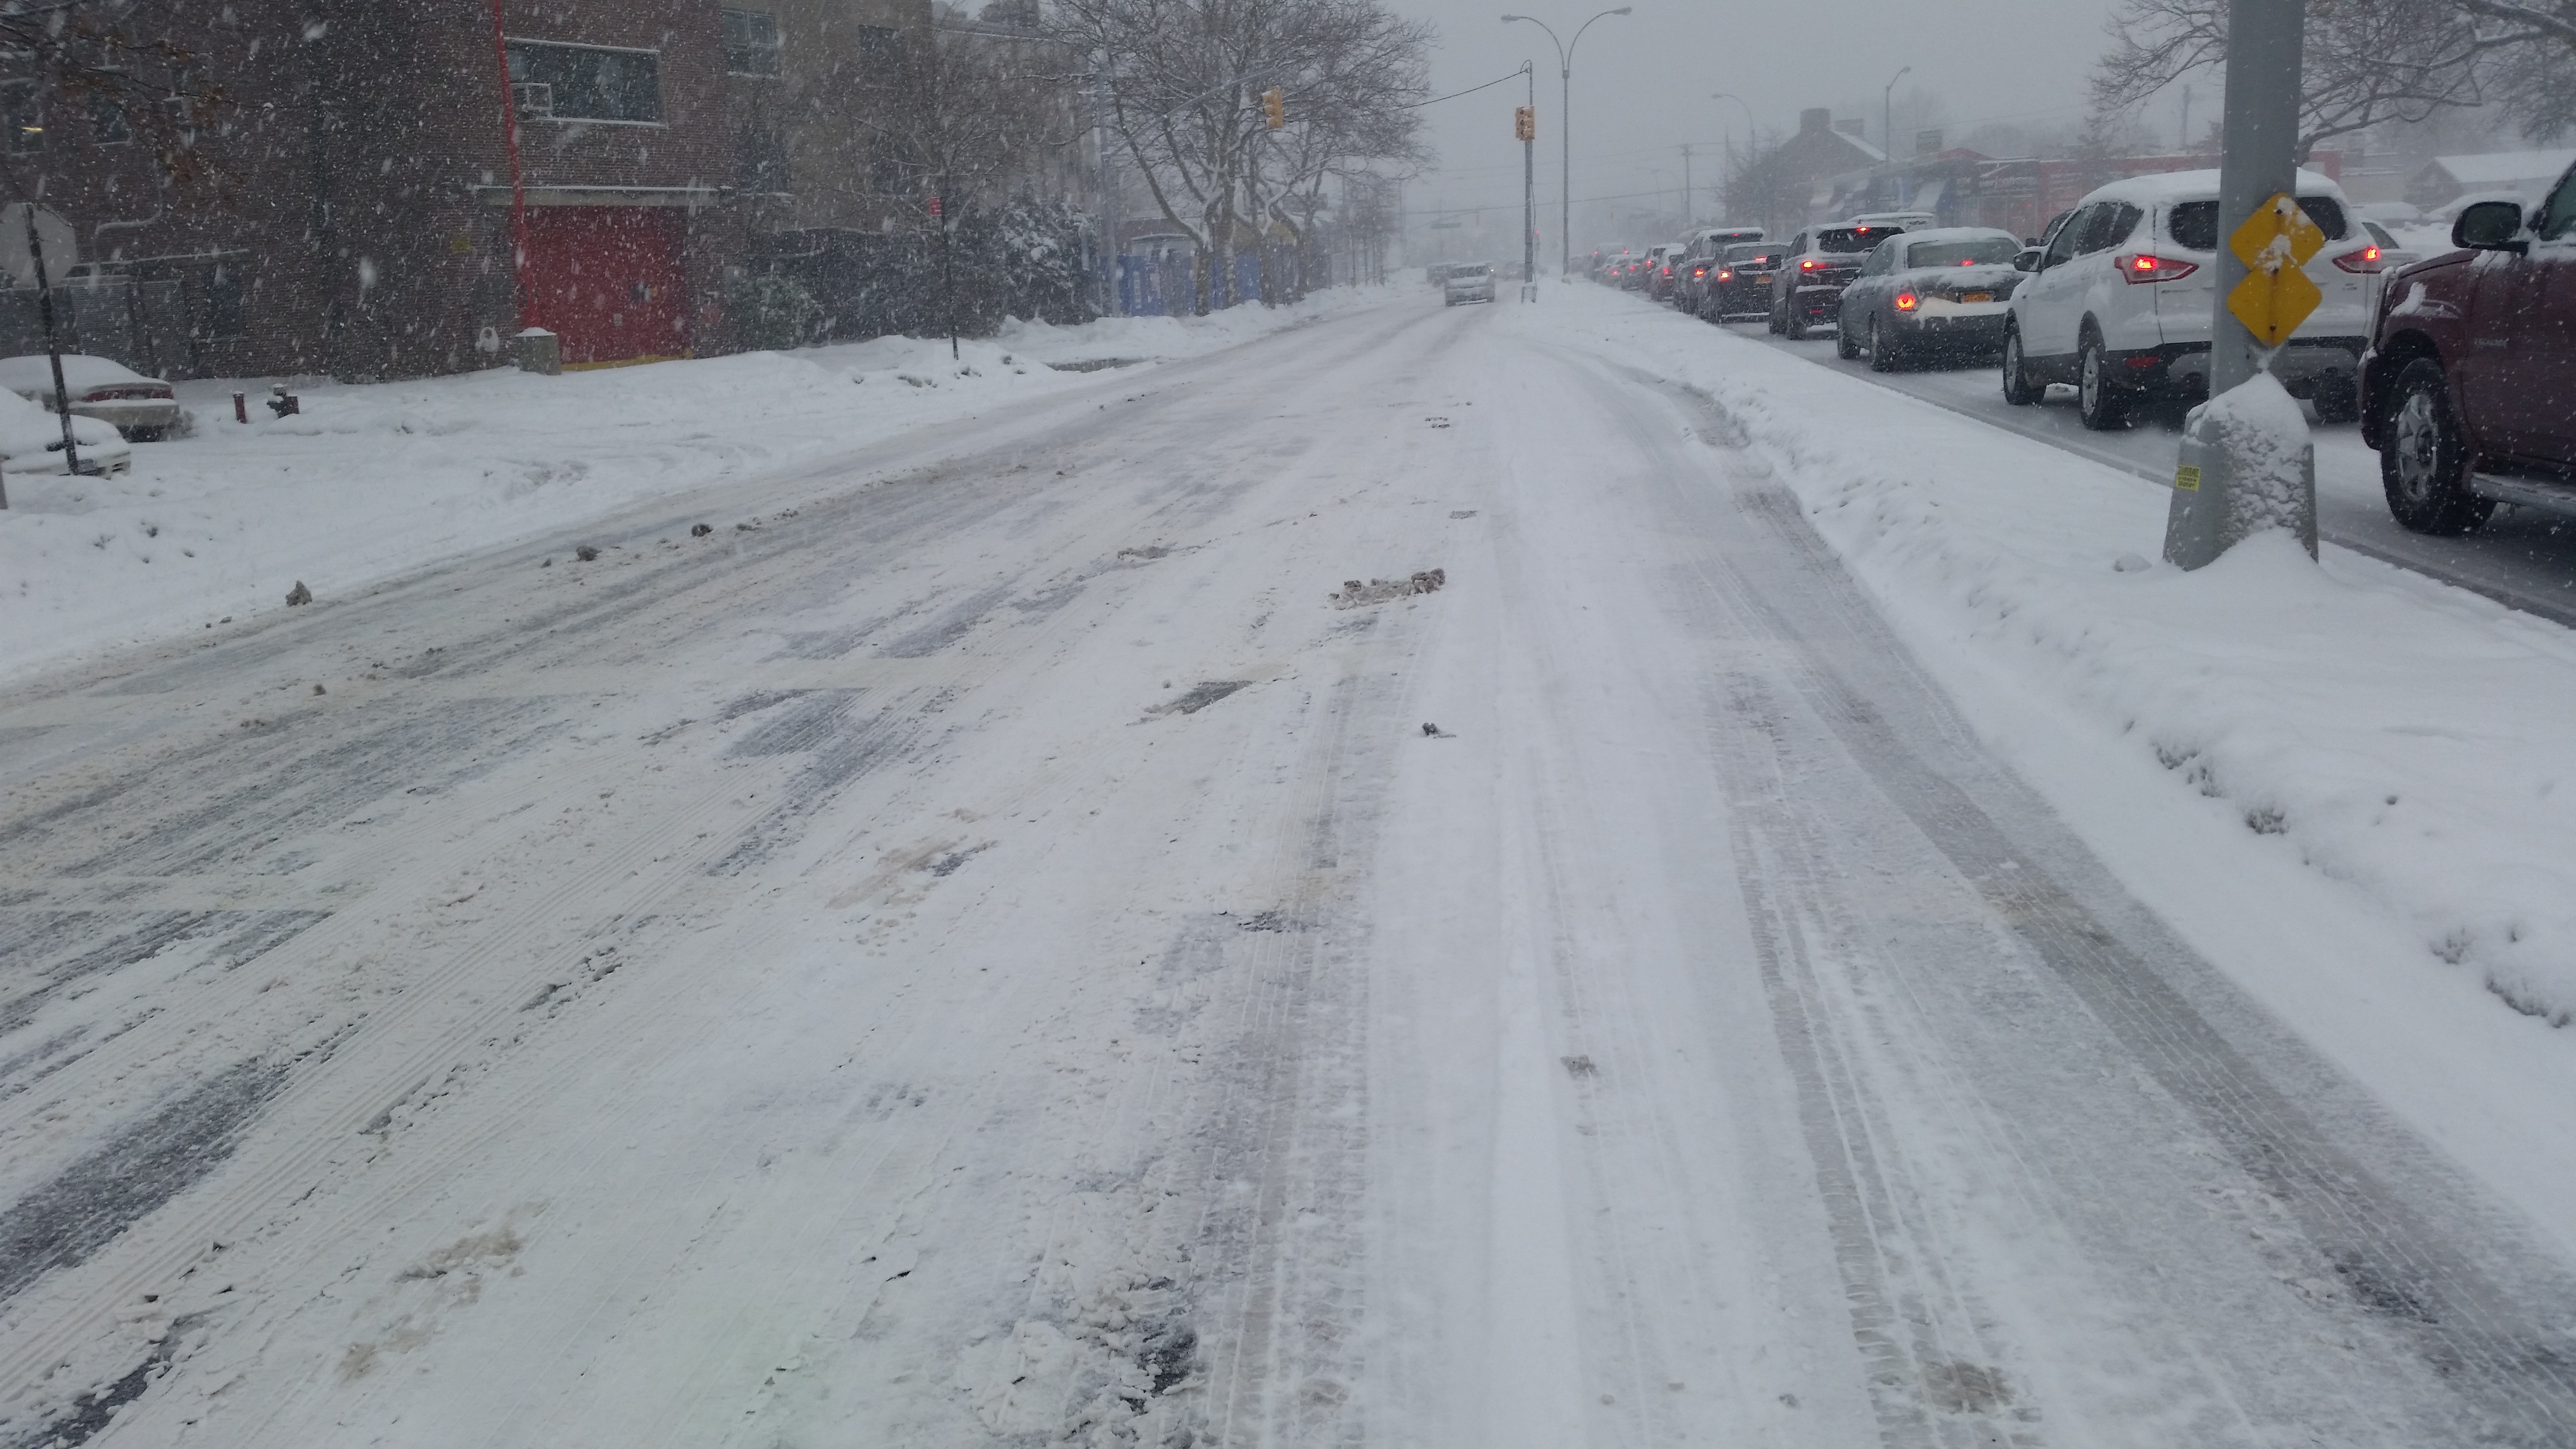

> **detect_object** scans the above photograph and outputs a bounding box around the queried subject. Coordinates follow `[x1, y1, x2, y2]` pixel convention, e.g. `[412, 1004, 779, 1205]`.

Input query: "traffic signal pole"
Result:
[2164, 0, 2315, 569]
[1519, 66, 1538, 299]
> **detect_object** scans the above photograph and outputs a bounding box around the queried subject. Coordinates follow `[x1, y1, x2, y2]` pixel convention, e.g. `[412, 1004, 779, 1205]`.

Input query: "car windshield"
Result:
[1905, 238, 2018, 268]
[2167, 195, 2348, 250]
[1815, 226, 1893, 254]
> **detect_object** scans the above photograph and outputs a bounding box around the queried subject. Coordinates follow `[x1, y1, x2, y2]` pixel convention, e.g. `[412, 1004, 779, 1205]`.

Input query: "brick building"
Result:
[0, 0, 927, 381]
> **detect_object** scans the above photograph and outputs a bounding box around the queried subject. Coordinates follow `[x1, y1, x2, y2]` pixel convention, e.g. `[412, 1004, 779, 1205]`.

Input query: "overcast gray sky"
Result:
[1384, 0, 2140, 255]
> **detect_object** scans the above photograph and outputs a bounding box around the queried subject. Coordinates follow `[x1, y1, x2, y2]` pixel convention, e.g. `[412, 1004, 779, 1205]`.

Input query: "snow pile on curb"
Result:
[1519, 288, 2576, 1029]
[0, 287, 1385, 692]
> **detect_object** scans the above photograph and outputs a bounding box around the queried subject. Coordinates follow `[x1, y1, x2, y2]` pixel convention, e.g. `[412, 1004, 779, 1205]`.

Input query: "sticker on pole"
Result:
[2174, 463, 2202, 492]
[2225, 193, 2326, 347]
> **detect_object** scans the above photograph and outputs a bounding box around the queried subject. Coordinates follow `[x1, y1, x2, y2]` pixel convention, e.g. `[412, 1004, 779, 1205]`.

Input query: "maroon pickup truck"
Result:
[2359, 158, 2576, 534]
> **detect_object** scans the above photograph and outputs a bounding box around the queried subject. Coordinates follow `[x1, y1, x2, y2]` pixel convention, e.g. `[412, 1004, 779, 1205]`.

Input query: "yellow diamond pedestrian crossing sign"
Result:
[2226, 193, 2327, 347]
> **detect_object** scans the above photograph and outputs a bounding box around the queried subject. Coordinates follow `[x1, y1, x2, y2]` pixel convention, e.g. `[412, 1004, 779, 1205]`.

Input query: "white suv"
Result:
[1443, 262, 1497, 306]
[2000, 168, 2381, 429]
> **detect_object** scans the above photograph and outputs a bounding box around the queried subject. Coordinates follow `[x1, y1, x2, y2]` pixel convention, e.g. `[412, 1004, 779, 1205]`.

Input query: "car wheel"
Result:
[2000, 328, 2038, 406]
[2311, 371, 2360, 424]
[1867, 315, 1900, 372]
[2077, 333, 2129, 431]
[1783, 305, 1806, 341]
[2380, 356, 2493, 535]
[1835, 314, 1863, 360]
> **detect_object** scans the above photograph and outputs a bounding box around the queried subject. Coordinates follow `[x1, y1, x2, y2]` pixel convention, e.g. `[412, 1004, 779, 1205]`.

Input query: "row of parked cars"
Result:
[0, 354, 178, 476]
[1607, 154, 2576, 535]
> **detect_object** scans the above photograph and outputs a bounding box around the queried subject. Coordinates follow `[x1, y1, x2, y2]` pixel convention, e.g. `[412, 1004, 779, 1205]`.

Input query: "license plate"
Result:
[1959, 291, 1992, 304]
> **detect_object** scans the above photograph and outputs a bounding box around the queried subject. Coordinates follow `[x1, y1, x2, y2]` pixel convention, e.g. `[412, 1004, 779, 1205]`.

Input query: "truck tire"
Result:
[2380, 356, 2493, 535]
[2001, 326, 2038, 406]
[2077, 332, 2129, 431]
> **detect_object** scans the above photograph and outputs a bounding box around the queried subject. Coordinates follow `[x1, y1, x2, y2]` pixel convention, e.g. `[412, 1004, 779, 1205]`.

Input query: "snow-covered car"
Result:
[0, 383, 131, 475]
[1443, 262, 1497, 306]
[1847, 210, 1938, 232]
[1835, 227, 2026, 370]
[2001, 168, 2377, 429]
[0, 354, 179, 440]
[1767, 223, 1906, 338]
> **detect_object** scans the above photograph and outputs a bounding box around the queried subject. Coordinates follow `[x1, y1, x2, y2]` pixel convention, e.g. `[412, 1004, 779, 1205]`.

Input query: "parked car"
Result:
[1767, 224, 1904, 338]
[1644, 243, 1686, 302]
[0, 385, 131, 475]
[1675, 226, 1764, 315]
[1612, 253, 1653, 290]
[2000, 167, 2375, 429]
[0, 354, 180, 440]
[1443, 261, 1498, 306]
[2358, 158, 2576, 533]
[1835, 227, 2026, 370]
[1702, 242, 1782, 320]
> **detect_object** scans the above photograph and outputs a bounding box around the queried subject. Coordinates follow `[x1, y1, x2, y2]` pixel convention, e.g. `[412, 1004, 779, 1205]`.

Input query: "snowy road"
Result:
[4, 289, 2576, 1447]
[1735, 323, 2576, 628]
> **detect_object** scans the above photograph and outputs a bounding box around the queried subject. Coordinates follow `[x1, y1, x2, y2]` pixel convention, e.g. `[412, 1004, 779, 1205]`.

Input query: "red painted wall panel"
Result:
[523, 208, 692, 365]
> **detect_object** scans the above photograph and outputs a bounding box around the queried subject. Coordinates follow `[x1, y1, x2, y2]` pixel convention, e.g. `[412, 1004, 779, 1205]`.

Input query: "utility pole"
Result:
[1094, 72, 1120, 317]
[1680, 144, 1692, 228]
[2164, 0, 2315, 568]
[1883, 64, 1910, 197]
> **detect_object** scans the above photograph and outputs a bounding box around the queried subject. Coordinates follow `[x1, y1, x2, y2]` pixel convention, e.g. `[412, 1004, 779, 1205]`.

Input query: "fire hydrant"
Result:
[266, 384, 299, 418]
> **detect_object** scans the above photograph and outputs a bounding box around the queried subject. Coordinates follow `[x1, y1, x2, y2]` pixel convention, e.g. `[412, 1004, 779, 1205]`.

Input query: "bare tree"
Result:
[0, 0, 226, 201]
[2093, 0, 2576, 152]
[1050, 0, 1430, 312]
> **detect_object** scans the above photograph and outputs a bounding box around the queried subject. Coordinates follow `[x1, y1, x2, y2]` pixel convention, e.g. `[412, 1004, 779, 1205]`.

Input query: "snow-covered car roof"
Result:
[0, 382, 129, 473]
[0, 353, 164, 398]
[2077, 167, 2347, 209]
[1892, 226, 2021, 251]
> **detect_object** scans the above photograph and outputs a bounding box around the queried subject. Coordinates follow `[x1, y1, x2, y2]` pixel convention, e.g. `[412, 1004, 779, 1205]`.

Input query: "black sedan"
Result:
[1700, 242, 1780, 321]
[1833, 227, 2026, 371]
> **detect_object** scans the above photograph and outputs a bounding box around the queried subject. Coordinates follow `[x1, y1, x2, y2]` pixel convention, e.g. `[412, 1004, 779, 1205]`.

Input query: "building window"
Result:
[853, 25, 904, 74]
[737, 127, 789, 195]
[1, 82, 36, 153]
[192, 258, 246, 341]
[722, 8, 781, 77]
[91, 95, 133, 145]
[505, 40, 661, 123]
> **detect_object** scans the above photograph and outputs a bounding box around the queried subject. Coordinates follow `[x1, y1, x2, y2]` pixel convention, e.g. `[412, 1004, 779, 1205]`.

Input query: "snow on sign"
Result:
[2225, 193, 2326, 347]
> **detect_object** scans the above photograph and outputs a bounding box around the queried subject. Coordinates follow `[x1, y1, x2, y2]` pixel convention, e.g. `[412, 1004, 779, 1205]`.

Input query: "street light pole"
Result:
[1711, 92, 1755, 219]
[1522, 62, 1538, 297]
[1883, 64, 1911, 179]
[1502, 7, 1631, 280]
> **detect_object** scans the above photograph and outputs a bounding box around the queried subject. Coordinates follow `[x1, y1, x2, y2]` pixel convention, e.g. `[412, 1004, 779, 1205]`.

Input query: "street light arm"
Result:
[1499, 14, 1566, 73]
[1565, 5, 1631, 69]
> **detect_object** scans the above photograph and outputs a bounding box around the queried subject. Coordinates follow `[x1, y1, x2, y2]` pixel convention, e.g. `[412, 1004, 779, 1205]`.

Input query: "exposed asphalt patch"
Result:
[1047, 357, 1143, 373]
[0, 1059, 288, 1303]
[1148, 680, 1252, 717]
[0, 1312, 202, 1449]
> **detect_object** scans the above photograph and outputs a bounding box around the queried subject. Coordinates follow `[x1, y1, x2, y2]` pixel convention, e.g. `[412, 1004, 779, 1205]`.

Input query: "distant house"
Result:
[2406, 150, 2576, 211]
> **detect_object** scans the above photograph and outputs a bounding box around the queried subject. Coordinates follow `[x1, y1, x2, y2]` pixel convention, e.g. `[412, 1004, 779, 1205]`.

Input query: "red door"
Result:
[523, 207, 691, 366]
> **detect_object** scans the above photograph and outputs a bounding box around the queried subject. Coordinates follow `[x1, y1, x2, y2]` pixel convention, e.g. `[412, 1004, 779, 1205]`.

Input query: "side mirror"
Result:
[2013, 248, 2042, 273]
[2453, 199, 2528, 253]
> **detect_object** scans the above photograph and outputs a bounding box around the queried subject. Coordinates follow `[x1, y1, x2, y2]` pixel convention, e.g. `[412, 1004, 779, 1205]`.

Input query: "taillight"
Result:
[1894, 292, 1919, 311]
[2334, 245, 2383, 274]
[1800, 258, 1819, 272]
[2115, 252, 2198, 283]
[1692, 265, 1707, 277]
[1716, 269, 1733, 281]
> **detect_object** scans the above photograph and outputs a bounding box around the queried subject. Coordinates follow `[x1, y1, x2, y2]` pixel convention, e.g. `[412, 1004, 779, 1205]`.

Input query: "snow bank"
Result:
[1517, 288, 2576, 1030]
[0, 288, 1383, 690]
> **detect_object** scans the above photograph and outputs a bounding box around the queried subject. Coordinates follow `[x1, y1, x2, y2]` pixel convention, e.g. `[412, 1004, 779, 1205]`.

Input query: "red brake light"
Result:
[1800, 258, 1819, 271]
[2334, 245, 2383, 274]
[1894, 292, 1919, 312]
[2114, 252, 2198, 284]
[1716, 269, 1732, 280]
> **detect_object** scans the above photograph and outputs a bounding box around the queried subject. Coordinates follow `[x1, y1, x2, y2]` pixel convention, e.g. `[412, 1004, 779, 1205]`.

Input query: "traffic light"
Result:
[1263, 88, 1286, 129]
[1515, 106, 1535, 142]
